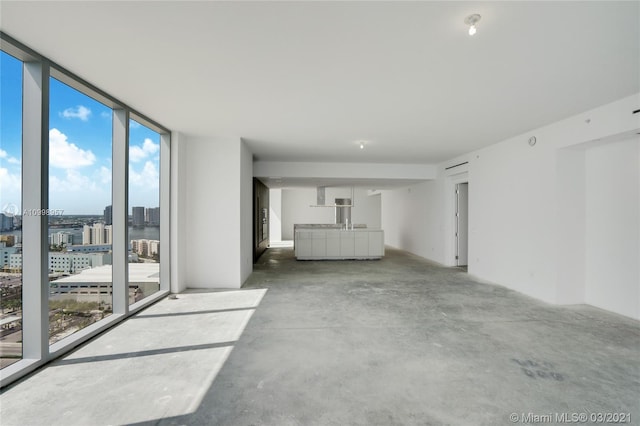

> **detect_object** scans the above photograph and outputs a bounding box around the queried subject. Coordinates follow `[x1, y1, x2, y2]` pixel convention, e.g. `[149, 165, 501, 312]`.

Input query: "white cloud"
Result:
[49, 169, 98, 193]
[129, 160, 159, 208]
[129, 138, 160, 163]
[129, 161, 159, 189]
[129, 121, 141, 129]
[100, 111, 112, 119]
[0, 167, 22, 208]
[49, 128, 96, 169]
[0, 149, 19, 165]
[48, 169, 111, 213]
[0, 167, 21, 204]
[98, 166, 111, 184]
[61, 105, 91, 121]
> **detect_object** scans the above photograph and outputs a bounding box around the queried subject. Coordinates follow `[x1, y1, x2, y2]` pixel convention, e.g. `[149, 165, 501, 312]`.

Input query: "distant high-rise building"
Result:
[0, 213, 13, 231]
[92, 222, 105, 244]
[132, 207, 145, 227]
[131, 239, 140, 254]
[82, 223, 111, 245]
[148, 240, 160, 256]
[105, 225, 113, 245]
[0, 235, 15, 247]
[104, 205, 112, 225]
[50, 232, 73, 246]
[83, 224, 91, 245]
[0, 245, 18, 269]
[146, 207, 160, 226]
[131, 239, 159, 258]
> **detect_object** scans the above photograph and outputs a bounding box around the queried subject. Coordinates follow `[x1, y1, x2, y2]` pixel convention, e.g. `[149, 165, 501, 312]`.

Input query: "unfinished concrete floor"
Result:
[1, 247, 639, 425]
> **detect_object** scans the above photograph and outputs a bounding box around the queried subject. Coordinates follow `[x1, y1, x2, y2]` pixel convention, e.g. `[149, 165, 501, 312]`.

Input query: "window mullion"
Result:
[159, 133, 170, 292]
[112, 109, 129, 315]
[21, 59, 50, 360]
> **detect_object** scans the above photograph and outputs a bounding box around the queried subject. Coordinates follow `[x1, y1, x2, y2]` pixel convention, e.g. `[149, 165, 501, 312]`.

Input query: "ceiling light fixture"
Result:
[464, 14, 481, 36]
[360, 142, 365, 150]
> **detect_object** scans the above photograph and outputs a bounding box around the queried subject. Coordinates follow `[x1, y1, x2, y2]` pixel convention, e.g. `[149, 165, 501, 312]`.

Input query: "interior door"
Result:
[455, 183, 469, 266]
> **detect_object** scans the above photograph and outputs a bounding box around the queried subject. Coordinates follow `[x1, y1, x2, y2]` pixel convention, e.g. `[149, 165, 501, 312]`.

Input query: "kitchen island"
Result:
[294, 228, 384, 260]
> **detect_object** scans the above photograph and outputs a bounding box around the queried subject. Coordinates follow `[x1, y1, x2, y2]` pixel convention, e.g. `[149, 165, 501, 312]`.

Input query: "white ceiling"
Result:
[260, 176, 427, 190]
[1, 1, 638, 166]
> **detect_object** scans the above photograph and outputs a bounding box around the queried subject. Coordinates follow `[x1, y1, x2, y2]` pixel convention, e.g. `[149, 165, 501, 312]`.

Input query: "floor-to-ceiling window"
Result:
[0, 50, 24, 369]
[47, 78, 114, 344]
[128, 119, 161, 304]
[0, 33, 170, 387]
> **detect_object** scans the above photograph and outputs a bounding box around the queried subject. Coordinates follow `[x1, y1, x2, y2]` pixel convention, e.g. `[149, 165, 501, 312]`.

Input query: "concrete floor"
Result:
[1, 247, 639, 425]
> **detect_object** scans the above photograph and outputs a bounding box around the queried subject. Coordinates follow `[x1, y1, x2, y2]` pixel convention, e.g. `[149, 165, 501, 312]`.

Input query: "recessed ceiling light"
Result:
[465, 14, 481, 36]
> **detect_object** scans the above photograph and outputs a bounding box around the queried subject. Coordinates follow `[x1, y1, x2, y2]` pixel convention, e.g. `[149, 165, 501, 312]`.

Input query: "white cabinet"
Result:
[294, 229, 384, 260]
[295, 231, 312, 258]
[339, 231, 355, 257]
[326, 232, 340, 257]
[311, 231, 326, 257]
[354, 232, 368, 257]
[368, 231, 384, 257]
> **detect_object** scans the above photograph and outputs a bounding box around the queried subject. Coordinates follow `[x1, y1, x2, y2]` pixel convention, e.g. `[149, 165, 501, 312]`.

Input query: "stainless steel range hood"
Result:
[335, 198, 352, 225]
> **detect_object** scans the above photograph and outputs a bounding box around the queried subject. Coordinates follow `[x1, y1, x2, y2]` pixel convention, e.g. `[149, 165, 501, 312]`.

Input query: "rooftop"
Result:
[51, 263, 160, 284]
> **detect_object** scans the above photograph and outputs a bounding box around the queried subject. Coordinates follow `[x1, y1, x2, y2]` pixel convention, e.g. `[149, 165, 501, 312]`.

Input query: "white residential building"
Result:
[131, 239, 160, 257]
[7, 252, 112, 274]
[0, 244, 18, 269]
[82, 223, 113, 245]
[50, 231, 74, 246]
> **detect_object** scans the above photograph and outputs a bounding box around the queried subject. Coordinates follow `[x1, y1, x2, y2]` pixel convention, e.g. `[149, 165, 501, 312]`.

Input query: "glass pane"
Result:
[0, 51, 23, 368]
[128, 120, 160, 304]
[48, 78, 113, 344]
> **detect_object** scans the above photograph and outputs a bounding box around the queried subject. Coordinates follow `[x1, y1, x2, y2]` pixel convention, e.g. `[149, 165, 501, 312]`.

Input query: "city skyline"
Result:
[0, 51, 161, 216]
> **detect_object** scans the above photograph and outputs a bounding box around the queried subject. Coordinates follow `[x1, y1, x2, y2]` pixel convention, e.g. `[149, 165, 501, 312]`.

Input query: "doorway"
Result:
[253, 178, 270, 262]
[455, 183, 469, 267]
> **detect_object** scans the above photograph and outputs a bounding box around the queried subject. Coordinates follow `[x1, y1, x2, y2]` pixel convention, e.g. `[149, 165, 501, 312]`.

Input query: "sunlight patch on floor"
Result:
[0, 289, 267, 426]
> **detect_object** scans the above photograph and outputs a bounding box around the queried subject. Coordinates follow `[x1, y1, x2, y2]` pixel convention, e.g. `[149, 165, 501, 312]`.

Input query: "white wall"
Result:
[382, 180, 446, 264]
[183, 137, 243, 288]
[555, 147, 586, 304]
[585, 139, 639, 319]
[281, 187, 381, 240]
[281, 189, 332, 239]
[240, 141, 253, 285]
[353, 192, 381, 230]
[467, 132, 560, 303]
[170, 131, 188, 293]
[381, 93, 640, 318]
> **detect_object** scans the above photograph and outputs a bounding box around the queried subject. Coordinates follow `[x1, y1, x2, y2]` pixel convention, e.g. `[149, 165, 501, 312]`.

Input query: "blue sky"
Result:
[1, 50, 160, 216]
